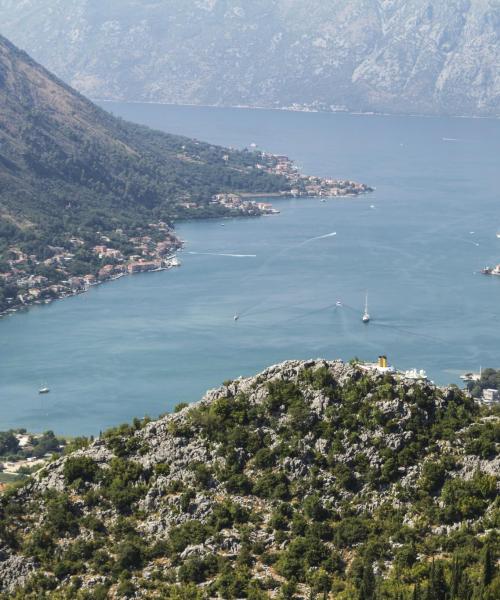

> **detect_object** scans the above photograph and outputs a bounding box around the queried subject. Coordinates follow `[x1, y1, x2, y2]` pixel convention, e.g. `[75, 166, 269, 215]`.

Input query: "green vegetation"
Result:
[0, 362, 498, 598]
[0, 430, 64, 462]
[0, 33, 292, 314]
[468, 368, 500, 398]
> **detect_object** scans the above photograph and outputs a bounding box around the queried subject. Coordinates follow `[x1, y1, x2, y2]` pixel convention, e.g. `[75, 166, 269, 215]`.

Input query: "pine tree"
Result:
[427, 561, 448, 600]
[450, 556, 461, 599]
[359, 560, 376, 600]
[412, 582, 421, 600]
[482, 542, 494, 588]
[459, 573, 473, 600]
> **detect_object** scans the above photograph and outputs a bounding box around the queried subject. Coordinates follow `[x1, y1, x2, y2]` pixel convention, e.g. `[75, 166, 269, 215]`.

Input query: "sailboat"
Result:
[362, 294, 370, 323]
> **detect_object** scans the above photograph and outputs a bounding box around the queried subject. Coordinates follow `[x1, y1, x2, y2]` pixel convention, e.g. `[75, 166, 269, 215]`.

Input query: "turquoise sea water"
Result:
[1, 104, 499, 435]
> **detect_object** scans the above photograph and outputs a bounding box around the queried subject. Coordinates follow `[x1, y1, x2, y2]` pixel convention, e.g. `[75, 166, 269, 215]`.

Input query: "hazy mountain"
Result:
[0, 0, 498, 117]
[0, 359, 498, 597]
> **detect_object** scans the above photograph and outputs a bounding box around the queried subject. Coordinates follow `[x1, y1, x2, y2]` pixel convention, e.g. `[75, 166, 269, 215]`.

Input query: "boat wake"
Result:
[188, 252, 257, 258]
[299, 231, 337, 245]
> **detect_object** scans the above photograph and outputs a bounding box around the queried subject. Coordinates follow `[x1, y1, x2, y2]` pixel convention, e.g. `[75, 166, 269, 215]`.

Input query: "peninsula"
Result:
[0, 34, 372, 318]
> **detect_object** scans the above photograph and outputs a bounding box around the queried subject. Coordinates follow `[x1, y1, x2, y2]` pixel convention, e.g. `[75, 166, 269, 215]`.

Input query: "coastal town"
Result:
[248, 152, 372, 198]
[209, 153, 372, 213]
[0, 222, 182, 317]
[0, 152, 372, 318]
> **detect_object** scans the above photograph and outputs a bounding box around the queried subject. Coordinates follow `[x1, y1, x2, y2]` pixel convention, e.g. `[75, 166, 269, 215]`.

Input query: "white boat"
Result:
[336, 300, 342, 307]
[38, 384, 50, 394]
[496, 233, 500, 239]
[233, 314, 239, 321]
[362, 294, 370, 323]
[404, 368, 427, 380]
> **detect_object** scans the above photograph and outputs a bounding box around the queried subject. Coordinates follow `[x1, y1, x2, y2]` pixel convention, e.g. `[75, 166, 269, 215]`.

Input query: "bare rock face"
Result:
[0, 0, 498, 117]
[0, 552, 36, 594]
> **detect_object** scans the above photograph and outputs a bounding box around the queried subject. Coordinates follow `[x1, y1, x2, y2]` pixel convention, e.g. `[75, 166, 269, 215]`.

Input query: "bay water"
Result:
[1, 104, 499, 434]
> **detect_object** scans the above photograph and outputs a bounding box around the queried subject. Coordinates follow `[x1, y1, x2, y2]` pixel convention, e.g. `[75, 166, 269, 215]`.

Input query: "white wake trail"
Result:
[188, 252, 257, 258]
[299, 231, 337, 246]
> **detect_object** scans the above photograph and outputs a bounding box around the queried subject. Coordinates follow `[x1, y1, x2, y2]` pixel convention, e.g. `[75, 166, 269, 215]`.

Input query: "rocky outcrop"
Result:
[0, 359, 498, 597]
[0, 552, 36, 594]
[0, 0, 498, 117]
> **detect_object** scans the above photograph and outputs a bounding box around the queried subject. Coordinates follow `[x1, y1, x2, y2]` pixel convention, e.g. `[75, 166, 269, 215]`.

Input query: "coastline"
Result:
[0, 254, 182, 319]
[97, 98, 500, 122]
[1, 150, 372, 320]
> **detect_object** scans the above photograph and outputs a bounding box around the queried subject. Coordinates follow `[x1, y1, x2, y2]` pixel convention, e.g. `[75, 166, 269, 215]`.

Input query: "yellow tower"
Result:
[378, 355, 388, 368]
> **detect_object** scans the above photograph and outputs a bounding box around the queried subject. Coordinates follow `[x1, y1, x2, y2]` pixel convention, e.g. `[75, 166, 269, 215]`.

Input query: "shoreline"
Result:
[1, 150, 372, 320]
[97, 98, 500, 122]
[0, 256, 181, 320]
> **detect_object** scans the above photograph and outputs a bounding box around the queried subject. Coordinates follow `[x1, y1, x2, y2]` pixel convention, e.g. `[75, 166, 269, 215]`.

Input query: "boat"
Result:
[233, 314, 239, 321]
[362, 294, 370, 323]
[38, 384, 50, 394]
[481, 266, 500, 275]
[496, 233, 500, 239]
[460, 367, 482, 382]
[336, 300, 342, 307]
[404, 368, 428, 380]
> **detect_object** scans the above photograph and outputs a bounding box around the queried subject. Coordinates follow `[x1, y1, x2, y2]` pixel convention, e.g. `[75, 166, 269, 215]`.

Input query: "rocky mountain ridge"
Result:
[0, 0, 498, 117]
[0, 359, 498, 598]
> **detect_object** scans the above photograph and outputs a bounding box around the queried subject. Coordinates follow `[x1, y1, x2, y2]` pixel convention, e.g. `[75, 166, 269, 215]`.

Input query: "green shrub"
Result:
[168, 520, 211, 554]
[115, 540, 145, 571]
[253, 471, 290, 500]
[63, 456, 101, 486]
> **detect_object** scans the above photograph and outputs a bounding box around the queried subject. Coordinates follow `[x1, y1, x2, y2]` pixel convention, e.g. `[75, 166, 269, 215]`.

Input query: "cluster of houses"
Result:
[211, 193, 280, 215]
[209, 152, 372, 212]
[0, 223, 181, 315]
[258, 152, 373, 197]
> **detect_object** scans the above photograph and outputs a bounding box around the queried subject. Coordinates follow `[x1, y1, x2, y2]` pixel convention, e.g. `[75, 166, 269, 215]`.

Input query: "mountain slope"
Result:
[0, 0, 498, 117]
[0, 359, 498, 598]
[0, 33, 294, 313]
[0, 31, 288, 234]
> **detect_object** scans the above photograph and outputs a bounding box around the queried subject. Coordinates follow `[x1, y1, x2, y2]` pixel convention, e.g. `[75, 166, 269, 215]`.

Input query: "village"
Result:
[209, 153, 372, 213]
[254, 152, 372, 197]
[0, 221, 182, 317]
[0, 153, 373, 318]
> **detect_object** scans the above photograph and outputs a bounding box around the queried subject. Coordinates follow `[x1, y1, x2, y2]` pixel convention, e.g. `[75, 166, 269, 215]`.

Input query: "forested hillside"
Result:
[0, 33, 290, 313]
[0, 360, 498, 598]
